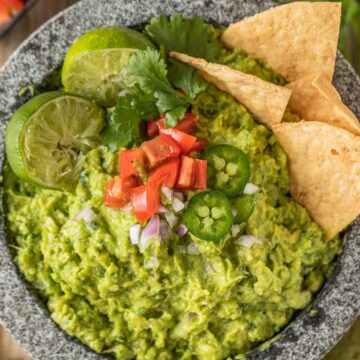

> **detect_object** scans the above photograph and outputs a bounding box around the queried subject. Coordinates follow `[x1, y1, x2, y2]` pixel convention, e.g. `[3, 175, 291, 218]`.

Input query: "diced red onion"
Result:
[231, 225, 240, 236]
[158, 205, 169, 214]
[73, 206, 96, 223]
[243, 183, 259, 195]
[187, 242, 199, 255]
[172, 197, 185, 212]
[165, 212, 178, 229]
[178, 224, 188, 237]
[173, 191, 185, 202]
[177, 245, 186, 254]
[151, 254, 159, 268]
[235, 235, 262, 248]
[232, 208, 238, 217]
[129, 224, 141, 245]
[147, 254, 159, 268]
[118, 89, 127, 97]
[161, 185, 173, 201]
[139, 215, 160, 253]
[159, 220, 171, 240]
[205, 263, 213, 274]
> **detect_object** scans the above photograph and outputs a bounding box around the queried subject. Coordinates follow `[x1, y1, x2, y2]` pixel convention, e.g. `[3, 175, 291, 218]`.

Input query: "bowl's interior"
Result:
[0, 1, 360, 360]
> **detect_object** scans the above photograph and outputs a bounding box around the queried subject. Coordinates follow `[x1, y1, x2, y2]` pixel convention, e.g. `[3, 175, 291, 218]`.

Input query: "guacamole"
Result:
[3, 49, 343, 359]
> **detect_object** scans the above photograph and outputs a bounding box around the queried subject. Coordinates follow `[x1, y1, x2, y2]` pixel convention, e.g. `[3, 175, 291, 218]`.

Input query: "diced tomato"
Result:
[175, 113, 198, 133]
[141, 134, 181, 168]
[193, 159, 207, 190]
[157, 113, 198, 134]
[189, 139, 207, 153]
[177, 156, 196, 189]
[176, 157, 207, 190]
[147, 120, 159, 137]
[104, 176, 139, 208]
[159, 127, 197, 154]
[131, 185, 161, 223]
[148, 159, 180, 189]
[119, 148, 146, 179]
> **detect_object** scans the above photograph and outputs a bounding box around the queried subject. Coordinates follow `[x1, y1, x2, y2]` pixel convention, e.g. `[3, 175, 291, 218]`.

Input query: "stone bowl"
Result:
[0, 1, 359, 359]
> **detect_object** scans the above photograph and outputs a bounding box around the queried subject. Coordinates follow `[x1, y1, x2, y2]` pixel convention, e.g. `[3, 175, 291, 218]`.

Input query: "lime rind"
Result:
[6, 92, 105, 190]
[62, 48, 135, 107]
[61, 26, 155, 106]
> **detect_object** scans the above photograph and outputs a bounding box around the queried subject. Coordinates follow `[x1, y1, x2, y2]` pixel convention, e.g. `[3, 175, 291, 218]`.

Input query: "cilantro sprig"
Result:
[101, 14, 223, 149]
[125, 48, 191, 127]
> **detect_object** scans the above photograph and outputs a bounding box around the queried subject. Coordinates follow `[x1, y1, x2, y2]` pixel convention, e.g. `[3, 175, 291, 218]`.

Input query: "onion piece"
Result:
[243, 183, 259, 195]
[173, 191, 184, 202]
[187, 242, 199, 255]
[139, 215, 160, 253]
[118, 89, 127, 97]
[172, 197, 185, 212]
[178, 224, 188, 237]
[73, 206, 96, 223]
[161, 185, 173, 201]
[235, 235, 262, 248]
[232, 208, 238, 217]
[129, 224, 141, 245]
[231, 225, 240, 237]
[159, 220, 171, 240]
[177, 245, 186, 254]
[205, 263, 213, 274]
[158, 205, 169, 214]
[165, 212, 178, 229]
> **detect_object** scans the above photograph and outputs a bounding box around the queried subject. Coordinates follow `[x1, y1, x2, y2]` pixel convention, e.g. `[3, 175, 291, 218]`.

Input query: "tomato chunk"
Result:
[141, 134, 181, 168]
[177, 156, 196, 189]
[189, 139, 207, 153]
[147, 120, 159, 137]
[159, 127, 197, 154]
[175, 113, 198, 133]
[131, 185, 161, 223]
[119, 148, 146, 179]
[148, 159, 180, 189]
[193, 159, 207, 190]
[105, 176, 139, 208]
[157, 113, 198, 134]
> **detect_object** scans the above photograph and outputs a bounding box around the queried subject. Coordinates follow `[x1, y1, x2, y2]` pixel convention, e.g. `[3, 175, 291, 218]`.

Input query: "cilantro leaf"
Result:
[124, 48, 191, 126]
[126, 48, 174, 96]
[168, 60, 207, 98]
[144, 14, 219, 100]
[144, 13, 221, 61]
[165, 107, 187, 128]
[101, 95, 143, 151]
[127, 90, 159, 120]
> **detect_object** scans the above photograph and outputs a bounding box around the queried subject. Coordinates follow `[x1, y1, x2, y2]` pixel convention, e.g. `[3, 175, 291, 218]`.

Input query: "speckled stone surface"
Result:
[0, 0, 359, 359]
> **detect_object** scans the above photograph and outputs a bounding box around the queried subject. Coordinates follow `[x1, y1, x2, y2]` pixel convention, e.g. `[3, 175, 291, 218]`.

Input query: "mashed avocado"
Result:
[3, 49, 343, 360]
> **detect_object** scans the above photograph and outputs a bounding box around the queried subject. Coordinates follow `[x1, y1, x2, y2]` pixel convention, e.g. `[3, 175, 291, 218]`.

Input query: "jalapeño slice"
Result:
[203, 144, 250, 197]
[183, 191, 233, 241]
[233, 194, 255, 224]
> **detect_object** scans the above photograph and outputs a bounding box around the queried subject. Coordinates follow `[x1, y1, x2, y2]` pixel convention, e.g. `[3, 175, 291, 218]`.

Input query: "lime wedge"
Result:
[6, 91, 104, 190]
[61, 26, 155, 107]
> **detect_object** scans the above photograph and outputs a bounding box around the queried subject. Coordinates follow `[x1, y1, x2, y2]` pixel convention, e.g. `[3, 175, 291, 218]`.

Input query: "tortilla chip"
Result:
[272, 121, 360, 239]
[170, 51, 291, 127]
[286, 73, 360, 135]
[221, 2, 341, 81]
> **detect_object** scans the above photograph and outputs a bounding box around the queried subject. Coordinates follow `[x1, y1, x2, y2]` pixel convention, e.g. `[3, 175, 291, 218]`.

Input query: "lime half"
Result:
[6, 91, 104, 190]
[61, 26, 155, 107]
